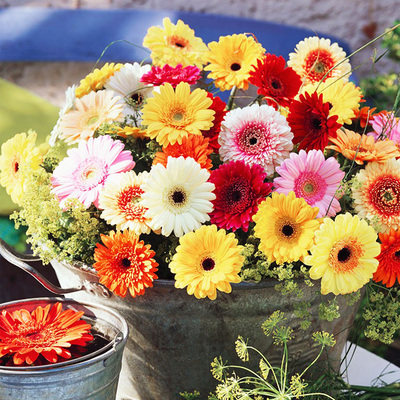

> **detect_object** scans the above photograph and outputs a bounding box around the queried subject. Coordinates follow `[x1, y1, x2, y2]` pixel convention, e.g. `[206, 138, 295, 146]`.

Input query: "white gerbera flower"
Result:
[99, 170, 151, 234]
[141, 157, 216, 237]
[49, 85, 77, 146]
[104, 62, 154, 118]
[287, 36, 351, 85]
[59, 90, 124, 144]
[219, 104, 293, 176]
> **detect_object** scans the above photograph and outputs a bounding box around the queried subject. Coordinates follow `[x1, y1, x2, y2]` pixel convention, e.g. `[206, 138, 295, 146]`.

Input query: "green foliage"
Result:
[319, 298, 340, 322]
[382, 20, 400, 62]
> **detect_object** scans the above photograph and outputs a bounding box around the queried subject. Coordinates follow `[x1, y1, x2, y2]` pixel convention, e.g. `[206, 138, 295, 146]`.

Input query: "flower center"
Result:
[270, 78, 282, 90]
[337, 247, 351, 262]
[202, 257, 215, 271]
[121, 258, 131, 268]
[329, 238, 364, 273]
[222, 178, 252, 214]
[167, 35, 190, 50]
[168, 186, 188, 209]
[83, 167, 97, 180]
[303, 49, 335, 82]
[129, 91, 144, 107]
[87, 114, 99, 126]
[230, 63, 241, 71]
[173, 112, 184, 121]
[311, 116, 322, 130]
[13, 161, 19, 173]
[237, 121, 271, 155]
[368, 175, 400, 216]
[395, 250, 400, 260]
[282, 224, 294, 237]
[117, 186, 147, 222]
[304, 183, 314, 193]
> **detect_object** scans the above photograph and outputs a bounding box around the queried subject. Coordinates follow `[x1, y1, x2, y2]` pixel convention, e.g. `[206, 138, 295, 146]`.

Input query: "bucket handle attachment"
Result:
[0, 238, 84, 295]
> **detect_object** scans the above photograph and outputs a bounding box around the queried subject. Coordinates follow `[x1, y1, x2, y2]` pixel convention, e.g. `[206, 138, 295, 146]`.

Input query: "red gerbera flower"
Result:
[0, 302, 93, 366]
[352, 106, 377, 129]
[249, 54, 302, 109]
[287, 91, 341, 151]
[373, 229, 400, 288]
[201, 93, 227, 152]
[209, 160, 272, 232]
[140, 64, 201, 88]
[94, 230, 158, 298]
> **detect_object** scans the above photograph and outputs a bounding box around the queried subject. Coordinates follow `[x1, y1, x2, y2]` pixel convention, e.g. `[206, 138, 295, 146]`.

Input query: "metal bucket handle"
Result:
[0, 238, 85, 295]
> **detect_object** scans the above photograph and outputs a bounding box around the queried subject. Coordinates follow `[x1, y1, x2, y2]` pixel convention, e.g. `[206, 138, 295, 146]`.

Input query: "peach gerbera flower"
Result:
[59, 90, 124, 144]
[327, 128, 400, 165]
[153, 134, 213, 171]
[0, 302, 93, 365]
[94, 230, 158, 298]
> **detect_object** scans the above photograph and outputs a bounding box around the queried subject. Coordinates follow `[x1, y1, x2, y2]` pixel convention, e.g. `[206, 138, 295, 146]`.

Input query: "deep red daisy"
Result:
[249, 54, 302, 109]
[373, 229, 400, 288]
[209, 160, 272, 232]
[201, 93, 227, 152]
[287, 91, 341, 151]
[140, 64, 201, 88]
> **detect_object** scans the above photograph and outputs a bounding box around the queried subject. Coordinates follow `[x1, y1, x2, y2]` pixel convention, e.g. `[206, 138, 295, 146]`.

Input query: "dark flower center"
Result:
[314, 61, 326, 73]
[121, 258, 131, 267]
[174, 41, 185, 48]
[311, 117, 322, 130]
[130, 92, 143, 104]
[202, 257, 215, 271]
[395, 250, 400, 260]
[172, 191, 185, 204]
[230, 63, 241, 71]
[249, 137, 258, 145]
[282, 225, 294, 237]
[14, 162, 19, 173]
[338, 247, 351, 263]
[231, 189, 242, 202]
[271, 79, 282, 90]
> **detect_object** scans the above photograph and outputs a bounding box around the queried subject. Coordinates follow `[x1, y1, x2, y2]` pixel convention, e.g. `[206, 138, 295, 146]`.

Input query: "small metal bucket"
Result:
[0, 297, 128, 400]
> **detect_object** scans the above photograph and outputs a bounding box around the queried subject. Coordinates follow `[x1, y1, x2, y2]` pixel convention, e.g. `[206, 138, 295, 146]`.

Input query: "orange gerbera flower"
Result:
[94, 230, 158, 298]
[153, 134, 213, 171]
[353, 106, 377, 129]
[327, 128, 400, 165]
[0, 302, 93, 366]
[373, 229, 400, 288]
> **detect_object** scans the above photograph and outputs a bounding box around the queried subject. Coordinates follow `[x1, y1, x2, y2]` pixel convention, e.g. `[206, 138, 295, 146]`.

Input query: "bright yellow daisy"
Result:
[204, 34, 265, 91]
[143, 17, 208, 68]
[75, 63, 123, 98]
[288, 36, 351, 85]
[0, 131, 43, 205]
[351, 159, 400, 233]
[169, 224, 244, 300]
[59, 90, 124, 144]
[252, 191, 320, 265]
[305, 213, 380, 295]
[141, 82, 214, 146]
[302, 78, 362, 125]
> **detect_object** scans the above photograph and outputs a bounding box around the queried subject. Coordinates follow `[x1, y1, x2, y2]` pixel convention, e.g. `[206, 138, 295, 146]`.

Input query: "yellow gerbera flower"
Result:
[205, 34, 265, 91]
[252, 191, 320, 265]
[143, 17, 208, 68]
[302, 78, 362, 125]
[169, 225, 243, 300]
[141, 82, 214, 146]
[0, 131, 43, 205]
[305, 213, 380, 295]
[75, 63, 123, 98]
[288, 36, 351, 85]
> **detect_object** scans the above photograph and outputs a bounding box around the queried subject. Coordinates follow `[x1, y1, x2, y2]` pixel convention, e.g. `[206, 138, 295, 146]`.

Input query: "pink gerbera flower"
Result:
[51, 136, 135, 208]
[273, 149, 344, 217]
[140, 64, 201, 88]
[368, 112, 400, 146]
[218, 104, 293, 176]
[209, 160, 273, 232]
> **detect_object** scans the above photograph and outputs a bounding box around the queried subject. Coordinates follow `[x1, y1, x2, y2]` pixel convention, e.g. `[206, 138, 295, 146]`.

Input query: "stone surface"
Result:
[0, 0, 398, 105]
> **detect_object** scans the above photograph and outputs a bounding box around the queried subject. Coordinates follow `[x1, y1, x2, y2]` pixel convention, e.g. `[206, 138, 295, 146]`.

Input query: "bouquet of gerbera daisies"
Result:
[1, 18, 400, 343]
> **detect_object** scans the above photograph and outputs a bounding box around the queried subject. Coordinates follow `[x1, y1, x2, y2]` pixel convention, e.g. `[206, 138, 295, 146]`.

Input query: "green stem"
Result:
[227, 86, 238, 110]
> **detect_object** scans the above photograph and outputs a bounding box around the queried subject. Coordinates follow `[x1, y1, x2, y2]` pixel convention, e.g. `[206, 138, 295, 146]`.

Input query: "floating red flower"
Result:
[140, 64, 201, 88]
[287, 91, 341, 151]
[201, 93, 227, 152]
[209, 160, 272, 232]
[373, 229, 400, 288]
[0, 302, 93, 366]
[94, 230, 158, 298]
[249, 54, 302, 109]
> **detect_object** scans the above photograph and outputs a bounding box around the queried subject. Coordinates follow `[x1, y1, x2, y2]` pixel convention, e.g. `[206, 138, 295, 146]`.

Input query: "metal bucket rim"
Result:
[54, 259, 279, 290]
[0, 297, 128, 375]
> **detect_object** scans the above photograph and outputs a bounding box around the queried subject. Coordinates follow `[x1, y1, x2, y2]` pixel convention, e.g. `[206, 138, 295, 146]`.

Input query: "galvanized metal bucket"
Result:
[0, 297, 128, 400]
[0, 240, 360, 400]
